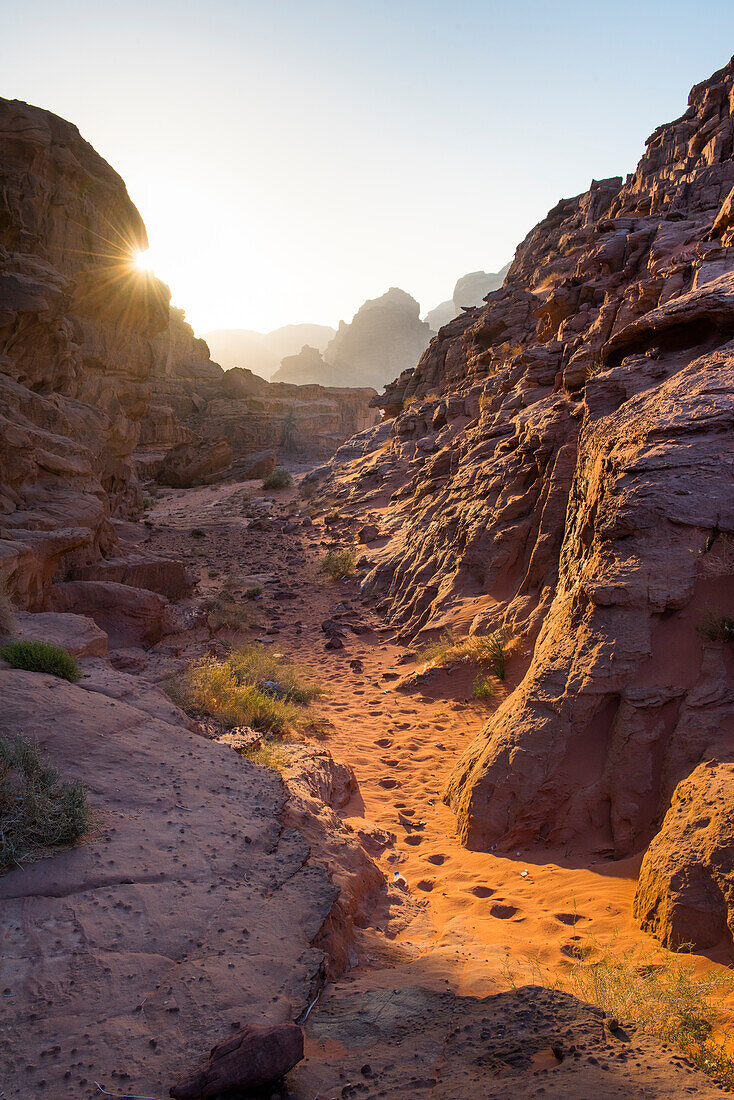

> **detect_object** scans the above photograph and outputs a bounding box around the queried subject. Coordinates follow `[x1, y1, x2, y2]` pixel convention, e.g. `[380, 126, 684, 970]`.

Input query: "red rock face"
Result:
[320, 60, 734, 943]
[0, 98, 379, 608]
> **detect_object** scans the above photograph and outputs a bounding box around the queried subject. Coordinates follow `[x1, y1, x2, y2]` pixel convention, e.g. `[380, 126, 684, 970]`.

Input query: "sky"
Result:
[4, 1, 734, 336]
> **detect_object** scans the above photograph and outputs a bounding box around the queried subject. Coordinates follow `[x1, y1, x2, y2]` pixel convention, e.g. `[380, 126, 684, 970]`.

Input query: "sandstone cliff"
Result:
[424, 263, 511, 329]
[0, 98, 378, 608]
[315, 60, 734, 950]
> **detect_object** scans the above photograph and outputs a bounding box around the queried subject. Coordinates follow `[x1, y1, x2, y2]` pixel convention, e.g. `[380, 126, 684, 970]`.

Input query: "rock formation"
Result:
[317, 287, 432, 390]
[203, 323, 336, 378]
[271, 343, 341, 386]
[424, 263, 511, 329]
[0, 97, 378, 610]
[313, 60, 734, 948]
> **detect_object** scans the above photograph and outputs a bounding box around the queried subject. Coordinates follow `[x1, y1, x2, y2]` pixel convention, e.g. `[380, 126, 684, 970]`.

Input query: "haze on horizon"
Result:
[5, 0, 734, 337]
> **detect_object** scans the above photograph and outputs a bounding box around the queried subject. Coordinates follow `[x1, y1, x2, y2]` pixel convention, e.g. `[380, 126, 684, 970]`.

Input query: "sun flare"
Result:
[133, 249, 154, 273]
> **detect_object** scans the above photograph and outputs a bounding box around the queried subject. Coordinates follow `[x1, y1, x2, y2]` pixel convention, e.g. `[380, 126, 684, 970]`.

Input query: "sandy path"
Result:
[146, 471, 734, 1027]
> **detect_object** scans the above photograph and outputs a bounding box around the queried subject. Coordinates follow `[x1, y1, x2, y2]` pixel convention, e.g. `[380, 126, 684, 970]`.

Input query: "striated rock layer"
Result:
[0, 98, 378, 609]
[316, 60, 734, 947]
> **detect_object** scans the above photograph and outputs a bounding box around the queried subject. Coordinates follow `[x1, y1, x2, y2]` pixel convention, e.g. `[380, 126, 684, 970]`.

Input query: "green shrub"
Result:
[0, 735, 89, 871]
[0, 641, 80, 683]
[319, 548, 357, 581]
[696, 608, 734, 643]
[244, 585, 263, 599]
[263, 467, 293, 490]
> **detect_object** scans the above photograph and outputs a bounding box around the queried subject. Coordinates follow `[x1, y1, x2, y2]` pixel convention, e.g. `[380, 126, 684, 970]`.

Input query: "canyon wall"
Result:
[317, 61, 734, 947]
[0, 98, 378, 608]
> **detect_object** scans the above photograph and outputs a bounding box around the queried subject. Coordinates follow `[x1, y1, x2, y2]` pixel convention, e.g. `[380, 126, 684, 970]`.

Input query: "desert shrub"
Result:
[0, 734, 89, 871]
[696, 608, 734, 643]
[170, 644, 322, 732]
[0, 581, 14, 637]
[299, 480, 317, 501]
[263, 467, 292, 490]
[472, 674, 496, 700]
[319, 548, 357, 582]
[0, 641, 80, 683]
[571, 944, 734, 1091]
[206, 598, 254, 633]
[415, 629, 511, 681]
[244, 585, 263, 599]
[190, 528, 206, 539]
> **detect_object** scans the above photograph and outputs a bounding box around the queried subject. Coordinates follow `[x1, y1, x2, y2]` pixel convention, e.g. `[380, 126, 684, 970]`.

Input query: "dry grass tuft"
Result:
[415, 628, 512, 682]
[0, 735, 89, 871]
[169, 644, 323, 733]
[696, 607, 734, 643]
[319, 547, 358, 582]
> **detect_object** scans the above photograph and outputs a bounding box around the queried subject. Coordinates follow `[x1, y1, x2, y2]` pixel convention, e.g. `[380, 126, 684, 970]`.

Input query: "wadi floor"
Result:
[140, 469, 733, 1097]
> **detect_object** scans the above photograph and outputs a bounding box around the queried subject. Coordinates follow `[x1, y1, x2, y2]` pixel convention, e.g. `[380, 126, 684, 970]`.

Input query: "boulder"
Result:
[633, 761, 734, 949]
[45, 580, 168, 647]
[228, 449, 278, 480]
[9, 610, 108, 658]
[358, 523, 380, 543]
[169, 1022, 304, 1098]
[157, 439, 233, 488]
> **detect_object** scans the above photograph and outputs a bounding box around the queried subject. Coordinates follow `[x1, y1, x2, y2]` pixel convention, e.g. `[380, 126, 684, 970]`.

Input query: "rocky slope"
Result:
[274, 287, 433, 389]
[0, 97, 377, 609]
[312, 59, 734, 951]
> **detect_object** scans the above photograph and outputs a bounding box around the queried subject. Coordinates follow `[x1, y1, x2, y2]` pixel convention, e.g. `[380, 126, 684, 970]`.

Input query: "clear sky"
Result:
[4, 1, 734, 335]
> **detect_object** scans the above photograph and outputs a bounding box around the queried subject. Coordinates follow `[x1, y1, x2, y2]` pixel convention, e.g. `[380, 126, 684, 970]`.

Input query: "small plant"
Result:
[244, 585, 263, 599]
[207, 569, 220, 579]
[324, 510, 342, 525]
[319, 548, 358, 582]
[0, 641, 80, 683]
[472, 674, 495, 700]
[0, 734, 90, 871]
[299, 480, 317, 501]
[0, 581, 14, 637]
[263, 467, 292, 490]
[470, 631, 509, 680]
[571, 943, 734, 1091]
[190, 528, 206, 539]
[695, 608, 734, 643]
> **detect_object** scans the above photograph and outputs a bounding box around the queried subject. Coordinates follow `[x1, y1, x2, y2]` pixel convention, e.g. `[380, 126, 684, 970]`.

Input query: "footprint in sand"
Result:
[471, 885, 495, 898]
[380, 757, 400, 767]
[554, 912, 585, 926]
[379, 777, 398, 789]
[426, 853, 447, 865]
[375, 738, 392, 748]
[416, 879, 435, 892]
[490, 903, 519, 919]
[404, 834, 423, 846]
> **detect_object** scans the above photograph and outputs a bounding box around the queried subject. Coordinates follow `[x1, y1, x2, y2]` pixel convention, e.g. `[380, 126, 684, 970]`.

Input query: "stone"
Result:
[169, 1022, 304, 1098]
[157, 439, 233, 488]
[357, 523, 380, 543]
[228, 449, 278, 480]
[9, 610, 108, 658]
[45, 580, 168, 647]
[633, 761, 734, 949]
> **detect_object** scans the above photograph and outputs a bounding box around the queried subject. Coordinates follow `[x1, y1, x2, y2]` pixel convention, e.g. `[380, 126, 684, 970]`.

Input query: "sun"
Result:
[133, 249, 154, 273]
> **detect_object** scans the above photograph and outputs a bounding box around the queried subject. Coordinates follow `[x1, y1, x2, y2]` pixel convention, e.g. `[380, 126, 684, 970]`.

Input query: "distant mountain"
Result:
[202, 323, 335, 379]
[272, 288, 432, 390]
[424, 264, 511, 330]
